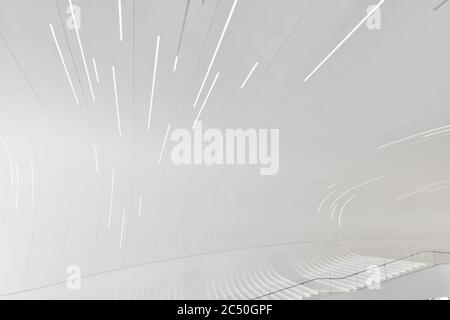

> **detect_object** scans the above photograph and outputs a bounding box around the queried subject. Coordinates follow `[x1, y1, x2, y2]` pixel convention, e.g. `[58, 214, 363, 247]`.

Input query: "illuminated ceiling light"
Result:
[49, 24, 79, 104]
[193, 0, 238, 108]
[68, 0, 96, 101]
[303, 0, 385, 83]
[147, 35, 160, 130]
[240, 62, 259, 89]
[193, 72, 220, 129]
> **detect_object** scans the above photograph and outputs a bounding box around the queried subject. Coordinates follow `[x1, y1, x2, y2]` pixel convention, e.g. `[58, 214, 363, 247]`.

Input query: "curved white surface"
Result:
[0, 0, 449, 298]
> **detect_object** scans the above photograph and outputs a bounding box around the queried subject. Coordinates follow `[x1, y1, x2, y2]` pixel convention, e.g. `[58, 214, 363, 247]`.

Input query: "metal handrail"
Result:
[252, 250, 450, 300]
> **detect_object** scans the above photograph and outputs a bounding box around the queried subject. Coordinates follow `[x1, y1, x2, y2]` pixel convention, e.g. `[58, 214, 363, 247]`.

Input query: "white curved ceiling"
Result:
[0, 0, 449, 297]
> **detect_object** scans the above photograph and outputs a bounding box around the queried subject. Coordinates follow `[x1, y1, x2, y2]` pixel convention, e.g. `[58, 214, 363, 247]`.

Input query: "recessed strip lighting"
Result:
[118, 0, 123, 41]
[423, 127, 450, 138]
[326, 182, 338, 189]
[108, 167, 115, 230]
[173, 55, 179, 72]
[92, 143, 99, 172]
[427, 184, 450, 193]
[240, 62, 259, 89]
[330, 204, 337, 219]
[414, 179, 450, 192]
[49, 24, 79, 104]
[147, 35, 160, 130]
[303, 0, 385, 83]
[378, 124, 450, 149]
[173, 0, 191, 72]
[316, 189, 339, 215]
[92, 57, 100, 82]
[330, 175, 387, 210]
[119, 208, 126, 248]
[112, 65, 122, 138]
[68, 0, 96, 101]
[338, 195, 356, 227]
[138, 195, 143, 216]
[192, 0, 238, 108]
[396, 181, 450, 201]
[193, 72, 220, 129]
[159, 124, 172, 164]
[395, 190, 423, 202]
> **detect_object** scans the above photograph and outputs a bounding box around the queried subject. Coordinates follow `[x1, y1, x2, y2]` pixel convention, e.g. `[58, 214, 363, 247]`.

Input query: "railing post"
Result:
[301, 281, 304, 300]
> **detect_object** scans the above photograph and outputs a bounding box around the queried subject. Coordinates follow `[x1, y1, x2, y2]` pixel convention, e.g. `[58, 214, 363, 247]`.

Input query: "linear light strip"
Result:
[49, 24, 79, 104]
[173, 0, 191, 72]
[414, 179, 450, 192]
[240, 62, 259, 88]
[138, 195, 143, 216]
[330, 204, 337, 219]
[303, 0, 385, 83]
[68, 0, 96, 101]
[396, 181, 450, 202]
[119, 208, 126, 248]
[92, 57, 100, 82]
[394, 190, 423, 202]
[148, 35, 160, 130]
[338, 195, 356, 227]
[378, 124, 450, 149]
[423, 127, 450, 138]
[193, 72, 220, 129]
[192, 0, 238, 108]
[159, 124, 172, 164]
[118, 0, 123, 41]
[330, 175, 387, 211]
[92, 143, 99, 172]
[112, 65, 122, 138]
[173, 55, 179, 72]
[427, 184, 450, 193]
[108, 167, 115, 230]
[326, 182, 338, 190]
[317, 189, 339, 215]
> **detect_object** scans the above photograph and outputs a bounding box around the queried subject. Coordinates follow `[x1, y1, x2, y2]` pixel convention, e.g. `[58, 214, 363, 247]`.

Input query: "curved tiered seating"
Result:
[206, 250, 427, 300]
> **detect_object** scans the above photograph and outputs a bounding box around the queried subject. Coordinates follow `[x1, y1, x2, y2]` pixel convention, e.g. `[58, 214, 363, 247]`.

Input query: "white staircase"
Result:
[207, 250, 427, 300]
[292, 250, 426, 298]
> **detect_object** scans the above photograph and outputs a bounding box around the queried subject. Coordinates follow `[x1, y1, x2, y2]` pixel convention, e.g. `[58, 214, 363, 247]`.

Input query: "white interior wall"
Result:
[0, 0, 449, 298]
